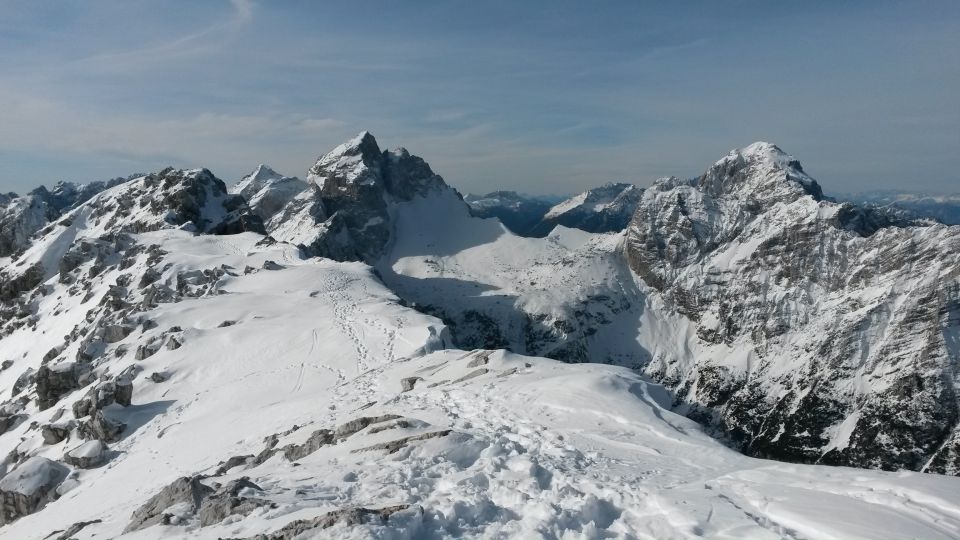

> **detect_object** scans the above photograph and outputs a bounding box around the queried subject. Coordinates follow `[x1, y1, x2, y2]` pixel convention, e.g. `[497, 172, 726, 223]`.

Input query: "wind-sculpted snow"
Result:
[625, 142, 960, 473]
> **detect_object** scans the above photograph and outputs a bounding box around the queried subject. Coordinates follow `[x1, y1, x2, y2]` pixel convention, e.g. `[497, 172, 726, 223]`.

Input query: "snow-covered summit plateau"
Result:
[0, 133, 958, 539]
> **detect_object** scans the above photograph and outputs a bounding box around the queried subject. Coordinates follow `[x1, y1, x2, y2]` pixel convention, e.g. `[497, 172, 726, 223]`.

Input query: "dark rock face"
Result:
[624, 142, 960, 474]
[529, 183, 643, 237]
[465, 191, 555, 236]
[78, 410, 125, 442]
[35, 363, 90, 411]
[269, 132, 449, 262]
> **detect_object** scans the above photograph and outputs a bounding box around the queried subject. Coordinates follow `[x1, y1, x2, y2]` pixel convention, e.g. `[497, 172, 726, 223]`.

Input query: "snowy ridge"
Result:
[0, 226, 956, 538]
[531, 182, 643, 237]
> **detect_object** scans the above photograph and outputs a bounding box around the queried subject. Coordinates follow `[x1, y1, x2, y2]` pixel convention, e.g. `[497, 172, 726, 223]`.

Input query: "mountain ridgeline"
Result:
[0, 132, 958, 536]
[466, 183, 643, 237]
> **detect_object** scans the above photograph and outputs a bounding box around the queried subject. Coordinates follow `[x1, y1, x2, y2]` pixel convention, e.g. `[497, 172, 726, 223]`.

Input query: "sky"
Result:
[0, 0, 957, 197]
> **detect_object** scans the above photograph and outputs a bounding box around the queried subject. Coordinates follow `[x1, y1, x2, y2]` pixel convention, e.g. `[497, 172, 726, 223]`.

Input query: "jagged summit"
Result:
[307, 131, 384, 189]
[700, 141, 823, 202]
[231, 165, 307, 224]
[268, 132, 454, 261]
[0, 175, 136, 257]
[625, 142, 960, 473]
[243, 164, 282, 184]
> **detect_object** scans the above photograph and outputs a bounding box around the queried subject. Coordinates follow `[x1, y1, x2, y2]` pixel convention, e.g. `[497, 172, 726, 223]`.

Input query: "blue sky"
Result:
[0, 0, 957, 196]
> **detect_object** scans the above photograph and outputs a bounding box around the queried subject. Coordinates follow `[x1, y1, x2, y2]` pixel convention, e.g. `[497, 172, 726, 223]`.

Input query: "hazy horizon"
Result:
[1, 0, 957, 197]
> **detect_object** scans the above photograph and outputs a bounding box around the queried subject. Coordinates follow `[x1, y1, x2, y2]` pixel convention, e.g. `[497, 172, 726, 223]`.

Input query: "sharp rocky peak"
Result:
[244, 164, 283, 184]
[698, 141, 823, 202]
[265, 132, 454, 262]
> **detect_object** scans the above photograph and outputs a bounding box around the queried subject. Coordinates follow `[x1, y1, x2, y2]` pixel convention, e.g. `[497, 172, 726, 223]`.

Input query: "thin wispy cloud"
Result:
[73, 0, 254, 72]
[0, 1, 956, 195]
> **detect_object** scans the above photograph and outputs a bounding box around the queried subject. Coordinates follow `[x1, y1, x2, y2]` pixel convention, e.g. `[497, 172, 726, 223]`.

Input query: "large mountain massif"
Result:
[0, 133, 958, 538]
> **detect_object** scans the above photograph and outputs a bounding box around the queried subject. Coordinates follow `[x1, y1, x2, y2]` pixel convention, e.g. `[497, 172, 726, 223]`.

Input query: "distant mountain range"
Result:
[465, 182, 643, 237]
[836, 189, 960, 224]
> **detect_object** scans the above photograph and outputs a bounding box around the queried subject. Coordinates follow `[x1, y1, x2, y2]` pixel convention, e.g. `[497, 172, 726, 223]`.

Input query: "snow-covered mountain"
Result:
[0, 177, 136, 257]
[838, 189, 960, 225]
[624, 142, 960, 473]
[528, 182, 643, 237]
[0, 133, 959, 538]
[264, 131, 451, 262]
[230, 165, 308, 225]
[463, 191, 555, 235]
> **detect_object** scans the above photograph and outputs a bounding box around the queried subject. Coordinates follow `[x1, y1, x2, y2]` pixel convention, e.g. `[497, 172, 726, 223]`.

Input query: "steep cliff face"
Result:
[268, 132, 452, 262]
[624, 142, 960, 473]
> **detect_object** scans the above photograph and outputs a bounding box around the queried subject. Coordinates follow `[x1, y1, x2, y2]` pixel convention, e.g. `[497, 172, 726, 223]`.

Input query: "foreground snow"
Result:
[1, 230, 958, 539]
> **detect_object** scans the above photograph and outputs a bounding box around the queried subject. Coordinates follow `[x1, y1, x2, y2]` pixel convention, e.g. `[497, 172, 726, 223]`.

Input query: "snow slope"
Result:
[1, 227, 958, 539]
[380, 187, 649, 364]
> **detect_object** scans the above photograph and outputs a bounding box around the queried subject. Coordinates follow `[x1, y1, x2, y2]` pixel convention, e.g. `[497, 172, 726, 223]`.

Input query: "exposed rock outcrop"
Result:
[125, 476, 271, 531]
[0, 457, 69, 524]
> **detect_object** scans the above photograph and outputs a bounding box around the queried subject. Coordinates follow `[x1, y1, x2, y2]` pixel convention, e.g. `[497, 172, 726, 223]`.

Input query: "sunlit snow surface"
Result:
[1, 230, 959, 539]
